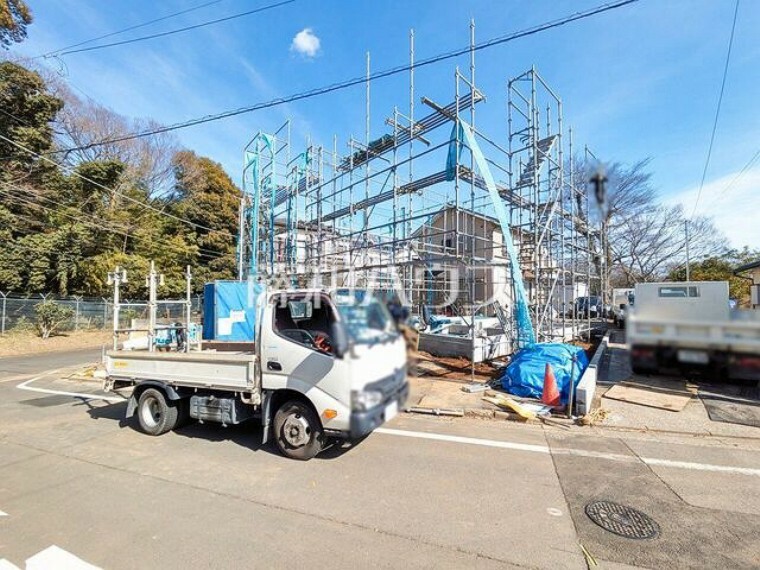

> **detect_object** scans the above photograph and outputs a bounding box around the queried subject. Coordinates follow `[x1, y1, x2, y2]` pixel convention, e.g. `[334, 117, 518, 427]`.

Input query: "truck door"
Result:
[259, 293, 351, 420]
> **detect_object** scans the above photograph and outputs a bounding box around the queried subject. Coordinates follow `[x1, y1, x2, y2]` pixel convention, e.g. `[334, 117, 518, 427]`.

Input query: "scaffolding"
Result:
[238, 23, 602, 354]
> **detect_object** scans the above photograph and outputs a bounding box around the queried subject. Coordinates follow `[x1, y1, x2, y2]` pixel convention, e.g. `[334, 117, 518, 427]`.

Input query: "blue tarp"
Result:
[501, 343, 589, 404]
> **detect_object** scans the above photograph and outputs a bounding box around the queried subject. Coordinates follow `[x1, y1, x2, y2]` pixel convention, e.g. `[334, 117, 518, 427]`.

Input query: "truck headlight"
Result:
[351, 389, 384, 411]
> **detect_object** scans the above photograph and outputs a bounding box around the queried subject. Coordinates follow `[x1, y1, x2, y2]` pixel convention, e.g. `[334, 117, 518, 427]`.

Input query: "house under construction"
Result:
[237, 24, 602, 359]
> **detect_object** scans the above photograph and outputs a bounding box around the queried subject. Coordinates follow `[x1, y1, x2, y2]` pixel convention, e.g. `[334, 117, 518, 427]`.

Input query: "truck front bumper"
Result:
[349, 380, 409, 440]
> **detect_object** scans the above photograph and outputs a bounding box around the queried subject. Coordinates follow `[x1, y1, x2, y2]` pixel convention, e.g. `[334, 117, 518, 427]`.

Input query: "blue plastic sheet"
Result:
[501, 343, 589, 404]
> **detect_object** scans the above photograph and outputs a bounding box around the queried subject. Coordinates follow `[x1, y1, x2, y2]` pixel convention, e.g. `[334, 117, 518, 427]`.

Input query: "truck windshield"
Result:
[333, 290, 398, 344]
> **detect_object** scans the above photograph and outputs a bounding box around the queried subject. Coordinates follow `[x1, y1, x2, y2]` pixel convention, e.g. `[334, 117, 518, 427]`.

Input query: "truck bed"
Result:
[105, 350, 258, 392]
[628, 315, 760, 353]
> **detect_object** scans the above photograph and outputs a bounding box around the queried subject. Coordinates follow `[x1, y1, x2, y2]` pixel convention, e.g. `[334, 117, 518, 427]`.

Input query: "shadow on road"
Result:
[85, 400, 360, 460]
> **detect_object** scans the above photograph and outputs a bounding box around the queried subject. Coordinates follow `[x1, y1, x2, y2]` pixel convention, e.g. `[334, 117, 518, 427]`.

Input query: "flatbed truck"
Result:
[104, 288, 408, 460]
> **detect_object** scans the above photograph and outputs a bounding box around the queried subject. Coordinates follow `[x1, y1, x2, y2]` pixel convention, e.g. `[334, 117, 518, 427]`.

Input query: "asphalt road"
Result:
[1, 351, 759, 569]
[0, 348, 103, 380]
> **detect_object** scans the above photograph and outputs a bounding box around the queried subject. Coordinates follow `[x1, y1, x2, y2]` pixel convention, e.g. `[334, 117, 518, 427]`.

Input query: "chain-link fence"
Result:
[0, 292, 204, 335]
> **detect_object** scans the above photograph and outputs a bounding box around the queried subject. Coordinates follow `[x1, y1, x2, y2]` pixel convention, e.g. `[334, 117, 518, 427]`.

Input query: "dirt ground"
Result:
[411, 351, 505, 382]
[0, 330, 111, 357]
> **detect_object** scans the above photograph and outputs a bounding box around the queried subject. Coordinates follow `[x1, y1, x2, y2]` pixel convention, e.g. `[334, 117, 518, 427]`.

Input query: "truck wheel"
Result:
[273, 400, 324, 460]
[137, 388, 179, 436]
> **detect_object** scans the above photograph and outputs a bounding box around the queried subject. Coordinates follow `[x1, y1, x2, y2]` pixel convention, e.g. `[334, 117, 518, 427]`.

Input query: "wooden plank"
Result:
[603, 384, 692, 412]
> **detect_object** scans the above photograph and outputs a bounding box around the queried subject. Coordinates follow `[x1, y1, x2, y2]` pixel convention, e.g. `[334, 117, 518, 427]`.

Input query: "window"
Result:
[658, 286, 699, 298]
[272, 296, 336, 354]
[334, 289, 397, 344]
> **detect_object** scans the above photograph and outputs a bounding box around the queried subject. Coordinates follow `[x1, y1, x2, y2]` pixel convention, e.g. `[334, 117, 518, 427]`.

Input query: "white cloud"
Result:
[664, 165, 760, 249]
[290, 28, 320, 58]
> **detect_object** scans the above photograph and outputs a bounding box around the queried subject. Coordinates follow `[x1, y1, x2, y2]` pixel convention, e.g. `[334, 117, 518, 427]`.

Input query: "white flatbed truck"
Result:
[627, 281, 760, 380]
[104, 289, 408, 460]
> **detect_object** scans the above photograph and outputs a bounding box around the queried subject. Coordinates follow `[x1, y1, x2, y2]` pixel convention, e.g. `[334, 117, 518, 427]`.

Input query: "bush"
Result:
[34, 301, 74, 339]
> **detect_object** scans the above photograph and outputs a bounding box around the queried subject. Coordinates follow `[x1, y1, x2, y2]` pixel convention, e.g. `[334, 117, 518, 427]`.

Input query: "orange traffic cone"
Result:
[542, 363, 561, 407]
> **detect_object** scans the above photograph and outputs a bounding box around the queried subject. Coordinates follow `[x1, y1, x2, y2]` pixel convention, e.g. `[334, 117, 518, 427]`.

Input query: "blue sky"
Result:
[8, 0, 760, 248]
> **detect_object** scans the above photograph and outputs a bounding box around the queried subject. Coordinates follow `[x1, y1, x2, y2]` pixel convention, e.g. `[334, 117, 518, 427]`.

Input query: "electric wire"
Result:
[691, 0, 740, 218]
[52, 0, 297, 57]
[0, 132, 238, 239]
[708, 148, 760, 207]
[48, 0, 640, 155]
[0, 183, 231, 261]
[0, 180, 231, 259]
[38, 0, 224, 58]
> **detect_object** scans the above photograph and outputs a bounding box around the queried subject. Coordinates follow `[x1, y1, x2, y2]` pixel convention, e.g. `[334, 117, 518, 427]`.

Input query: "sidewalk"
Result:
[595, 341, 760, 439]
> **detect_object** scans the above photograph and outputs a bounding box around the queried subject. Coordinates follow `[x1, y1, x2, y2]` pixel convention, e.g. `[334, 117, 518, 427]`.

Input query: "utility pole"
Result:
[107, 266, 128, 350]
[685, 220, 691, 282]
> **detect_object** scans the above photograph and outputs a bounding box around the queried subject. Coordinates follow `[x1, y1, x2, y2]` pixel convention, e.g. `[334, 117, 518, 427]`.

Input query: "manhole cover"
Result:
[585, 501, 660, 539]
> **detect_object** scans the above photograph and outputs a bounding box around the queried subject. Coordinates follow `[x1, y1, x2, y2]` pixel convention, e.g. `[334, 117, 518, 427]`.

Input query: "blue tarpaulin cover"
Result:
[501, 343, 589, 404]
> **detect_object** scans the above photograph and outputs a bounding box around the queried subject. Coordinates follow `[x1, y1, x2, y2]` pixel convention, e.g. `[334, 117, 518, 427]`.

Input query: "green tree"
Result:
[0, 0, 32, 48]
[34, 300, 74, 339]
[0, 61, 63, 184]
[668, 248, 760, 306]
[171, 151, 239, 286]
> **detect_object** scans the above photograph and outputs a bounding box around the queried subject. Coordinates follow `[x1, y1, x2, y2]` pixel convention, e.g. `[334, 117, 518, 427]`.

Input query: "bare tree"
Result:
[53, 86, 179, 198]
[611, 205, 724, 285]
[568, 156, 726, 287]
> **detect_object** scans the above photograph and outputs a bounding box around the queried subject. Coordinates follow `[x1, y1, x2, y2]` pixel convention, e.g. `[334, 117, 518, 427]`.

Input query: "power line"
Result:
[710, 148, 760, 206]
[38, 0, 224, 58]
[691, 0, 740, 218]
[49, 0, 640, 155]
[0, 183, 231, 261]
[0, 107, 32, 126]
[52, 0, 297, 58]
[0, 132, 238, 239]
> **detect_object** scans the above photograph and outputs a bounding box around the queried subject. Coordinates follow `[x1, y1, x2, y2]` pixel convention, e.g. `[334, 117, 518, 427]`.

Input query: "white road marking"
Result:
[0, 510, 7, 517]
[0, 559, 21, 570]
[375, 427, 550, 454]
[16, 376, 123, 404]
[375, 427, 760, 477]
[26, 545, 101, 570]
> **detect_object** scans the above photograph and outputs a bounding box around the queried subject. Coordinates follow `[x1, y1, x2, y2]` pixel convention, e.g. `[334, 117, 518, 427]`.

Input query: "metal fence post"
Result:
[0, 292, 7, 336]
[102, 297, 109, 330]
[74, 295, 82, 331]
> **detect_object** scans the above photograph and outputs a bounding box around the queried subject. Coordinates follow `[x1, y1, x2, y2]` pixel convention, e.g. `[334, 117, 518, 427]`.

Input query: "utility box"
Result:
[202, 281, 264, 341]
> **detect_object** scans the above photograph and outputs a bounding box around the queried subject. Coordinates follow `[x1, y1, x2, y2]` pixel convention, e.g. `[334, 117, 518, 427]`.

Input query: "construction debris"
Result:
[579, 407, 610, 426]
[481, 394, 551, 421]
[462, 382, 489, 393]
[405, 406, 464, 417]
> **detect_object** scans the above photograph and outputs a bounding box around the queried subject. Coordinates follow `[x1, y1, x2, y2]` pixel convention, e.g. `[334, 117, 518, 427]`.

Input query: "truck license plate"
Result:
[678, 350, 709, 365]
[384, 401, 398, 422]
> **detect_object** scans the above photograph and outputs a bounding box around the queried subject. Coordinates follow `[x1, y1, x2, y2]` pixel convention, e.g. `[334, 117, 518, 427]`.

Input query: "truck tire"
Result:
[273, 400, 324, 460]
[137, 388, 179, 436]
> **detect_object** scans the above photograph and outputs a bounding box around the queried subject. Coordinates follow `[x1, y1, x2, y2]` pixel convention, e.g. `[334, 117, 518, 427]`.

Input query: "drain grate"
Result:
[585, 501, 660, 539]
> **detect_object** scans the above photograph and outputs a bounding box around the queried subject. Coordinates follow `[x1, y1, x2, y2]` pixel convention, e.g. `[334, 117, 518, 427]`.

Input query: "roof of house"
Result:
[735, 259, 760, 273]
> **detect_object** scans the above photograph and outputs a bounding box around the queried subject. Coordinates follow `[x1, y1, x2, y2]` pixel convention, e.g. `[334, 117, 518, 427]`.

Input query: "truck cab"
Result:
[259, 288, 408, 458]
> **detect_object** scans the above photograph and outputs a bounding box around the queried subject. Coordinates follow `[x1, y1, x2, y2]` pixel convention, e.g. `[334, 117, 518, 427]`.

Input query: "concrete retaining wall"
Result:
[575, 331, 609, 416]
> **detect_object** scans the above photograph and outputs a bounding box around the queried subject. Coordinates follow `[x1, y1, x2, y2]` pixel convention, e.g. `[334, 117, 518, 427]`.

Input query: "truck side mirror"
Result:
[331, 322, 349, 359]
